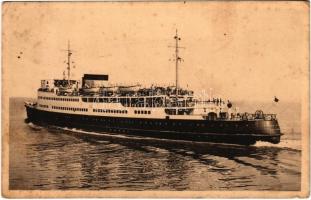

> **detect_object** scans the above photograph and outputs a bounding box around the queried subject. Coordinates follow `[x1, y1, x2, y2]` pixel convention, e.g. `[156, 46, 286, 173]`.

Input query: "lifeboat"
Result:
[118, 84, 141, 93]
[100, 86, 119, 93]
[81, 87, 100, 94]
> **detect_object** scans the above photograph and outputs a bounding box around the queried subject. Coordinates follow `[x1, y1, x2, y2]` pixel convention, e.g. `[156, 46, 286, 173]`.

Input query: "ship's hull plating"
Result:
[25, 105, 281, 145]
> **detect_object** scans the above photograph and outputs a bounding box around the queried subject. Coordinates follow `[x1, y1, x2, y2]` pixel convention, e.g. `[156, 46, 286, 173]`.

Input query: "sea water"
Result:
[9, 98, 301, 190]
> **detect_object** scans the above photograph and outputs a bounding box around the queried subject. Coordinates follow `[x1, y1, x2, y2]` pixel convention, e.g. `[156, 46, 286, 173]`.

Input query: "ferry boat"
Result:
[25, 31, 282, 145]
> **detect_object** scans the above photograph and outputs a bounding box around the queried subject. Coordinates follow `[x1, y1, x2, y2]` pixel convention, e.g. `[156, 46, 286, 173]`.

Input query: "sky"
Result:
[3, 1, 309, 103]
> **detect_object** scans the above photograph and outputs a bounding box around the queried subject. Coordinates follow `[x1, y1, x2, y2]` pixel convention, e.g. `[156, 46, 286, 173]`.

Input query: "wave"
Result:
[255, 139, 301, 151]
[27, 122, 43, 131]
[61, 127, 136, 139]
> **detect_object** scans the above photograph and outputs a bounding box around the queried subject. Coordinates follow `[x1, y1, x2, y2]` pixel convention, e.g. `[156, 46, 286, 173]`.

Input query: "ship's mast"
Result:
[173, 29, 183, 98]
[66, 41, 72, 85]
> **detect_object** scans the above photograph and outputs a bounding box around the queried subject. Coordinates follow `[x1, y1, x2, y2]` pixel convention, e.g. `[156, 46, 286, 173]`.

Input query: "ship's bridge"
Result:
[38, 79, 79, 94]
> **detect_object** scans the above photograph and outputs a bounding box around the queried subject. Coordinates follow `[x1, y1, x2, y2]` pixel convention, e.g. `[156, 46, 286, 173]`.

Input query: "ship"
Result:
[24, 31, 282, 145]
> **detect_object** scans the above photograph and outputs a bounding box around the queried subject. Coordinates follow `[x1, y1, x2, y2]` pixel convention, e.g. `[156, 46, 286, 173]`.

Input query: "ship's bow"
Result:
[24, 102, 37, 122]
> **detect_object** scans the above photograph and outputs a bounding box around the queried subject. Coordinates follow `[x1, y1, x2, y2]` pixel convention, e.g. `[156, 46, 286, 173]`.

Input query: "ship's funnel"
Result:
[82, 74, 109, 87]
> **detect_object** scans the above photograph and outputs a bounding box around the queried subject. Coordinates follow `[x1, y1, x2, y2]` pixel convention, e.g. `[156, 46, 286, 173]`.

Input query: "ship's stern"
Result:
[255, 118, 282, 144]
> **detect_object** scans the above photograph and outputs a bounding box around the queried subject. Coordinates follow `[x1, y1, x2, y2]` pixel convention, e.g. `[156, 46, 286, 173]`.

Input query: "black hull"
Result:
[25, 105, 282, 145]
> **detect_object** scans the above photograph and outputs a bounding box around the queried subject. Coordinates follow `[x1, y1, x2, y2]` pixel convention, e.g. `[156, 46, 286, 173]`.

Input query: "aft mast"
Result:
[173, 29, 183, 98]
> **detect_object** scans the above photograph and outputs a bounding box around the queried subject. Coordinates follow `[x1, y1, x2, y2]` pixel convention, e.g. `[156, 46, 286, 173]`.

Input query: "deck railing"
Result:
[232, 113, 277, 121]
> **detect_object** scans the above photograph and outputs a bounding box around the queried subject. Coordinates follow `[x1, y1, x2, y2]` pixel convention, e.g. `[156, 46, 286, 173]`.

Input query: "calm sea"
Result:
[9, 97, 301, 190]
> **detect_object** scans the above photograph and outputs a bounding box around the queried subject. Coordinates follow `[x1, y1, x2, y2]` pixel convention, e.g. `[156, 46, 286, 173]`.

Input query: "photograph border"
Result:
[1, 1, 310, 198]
